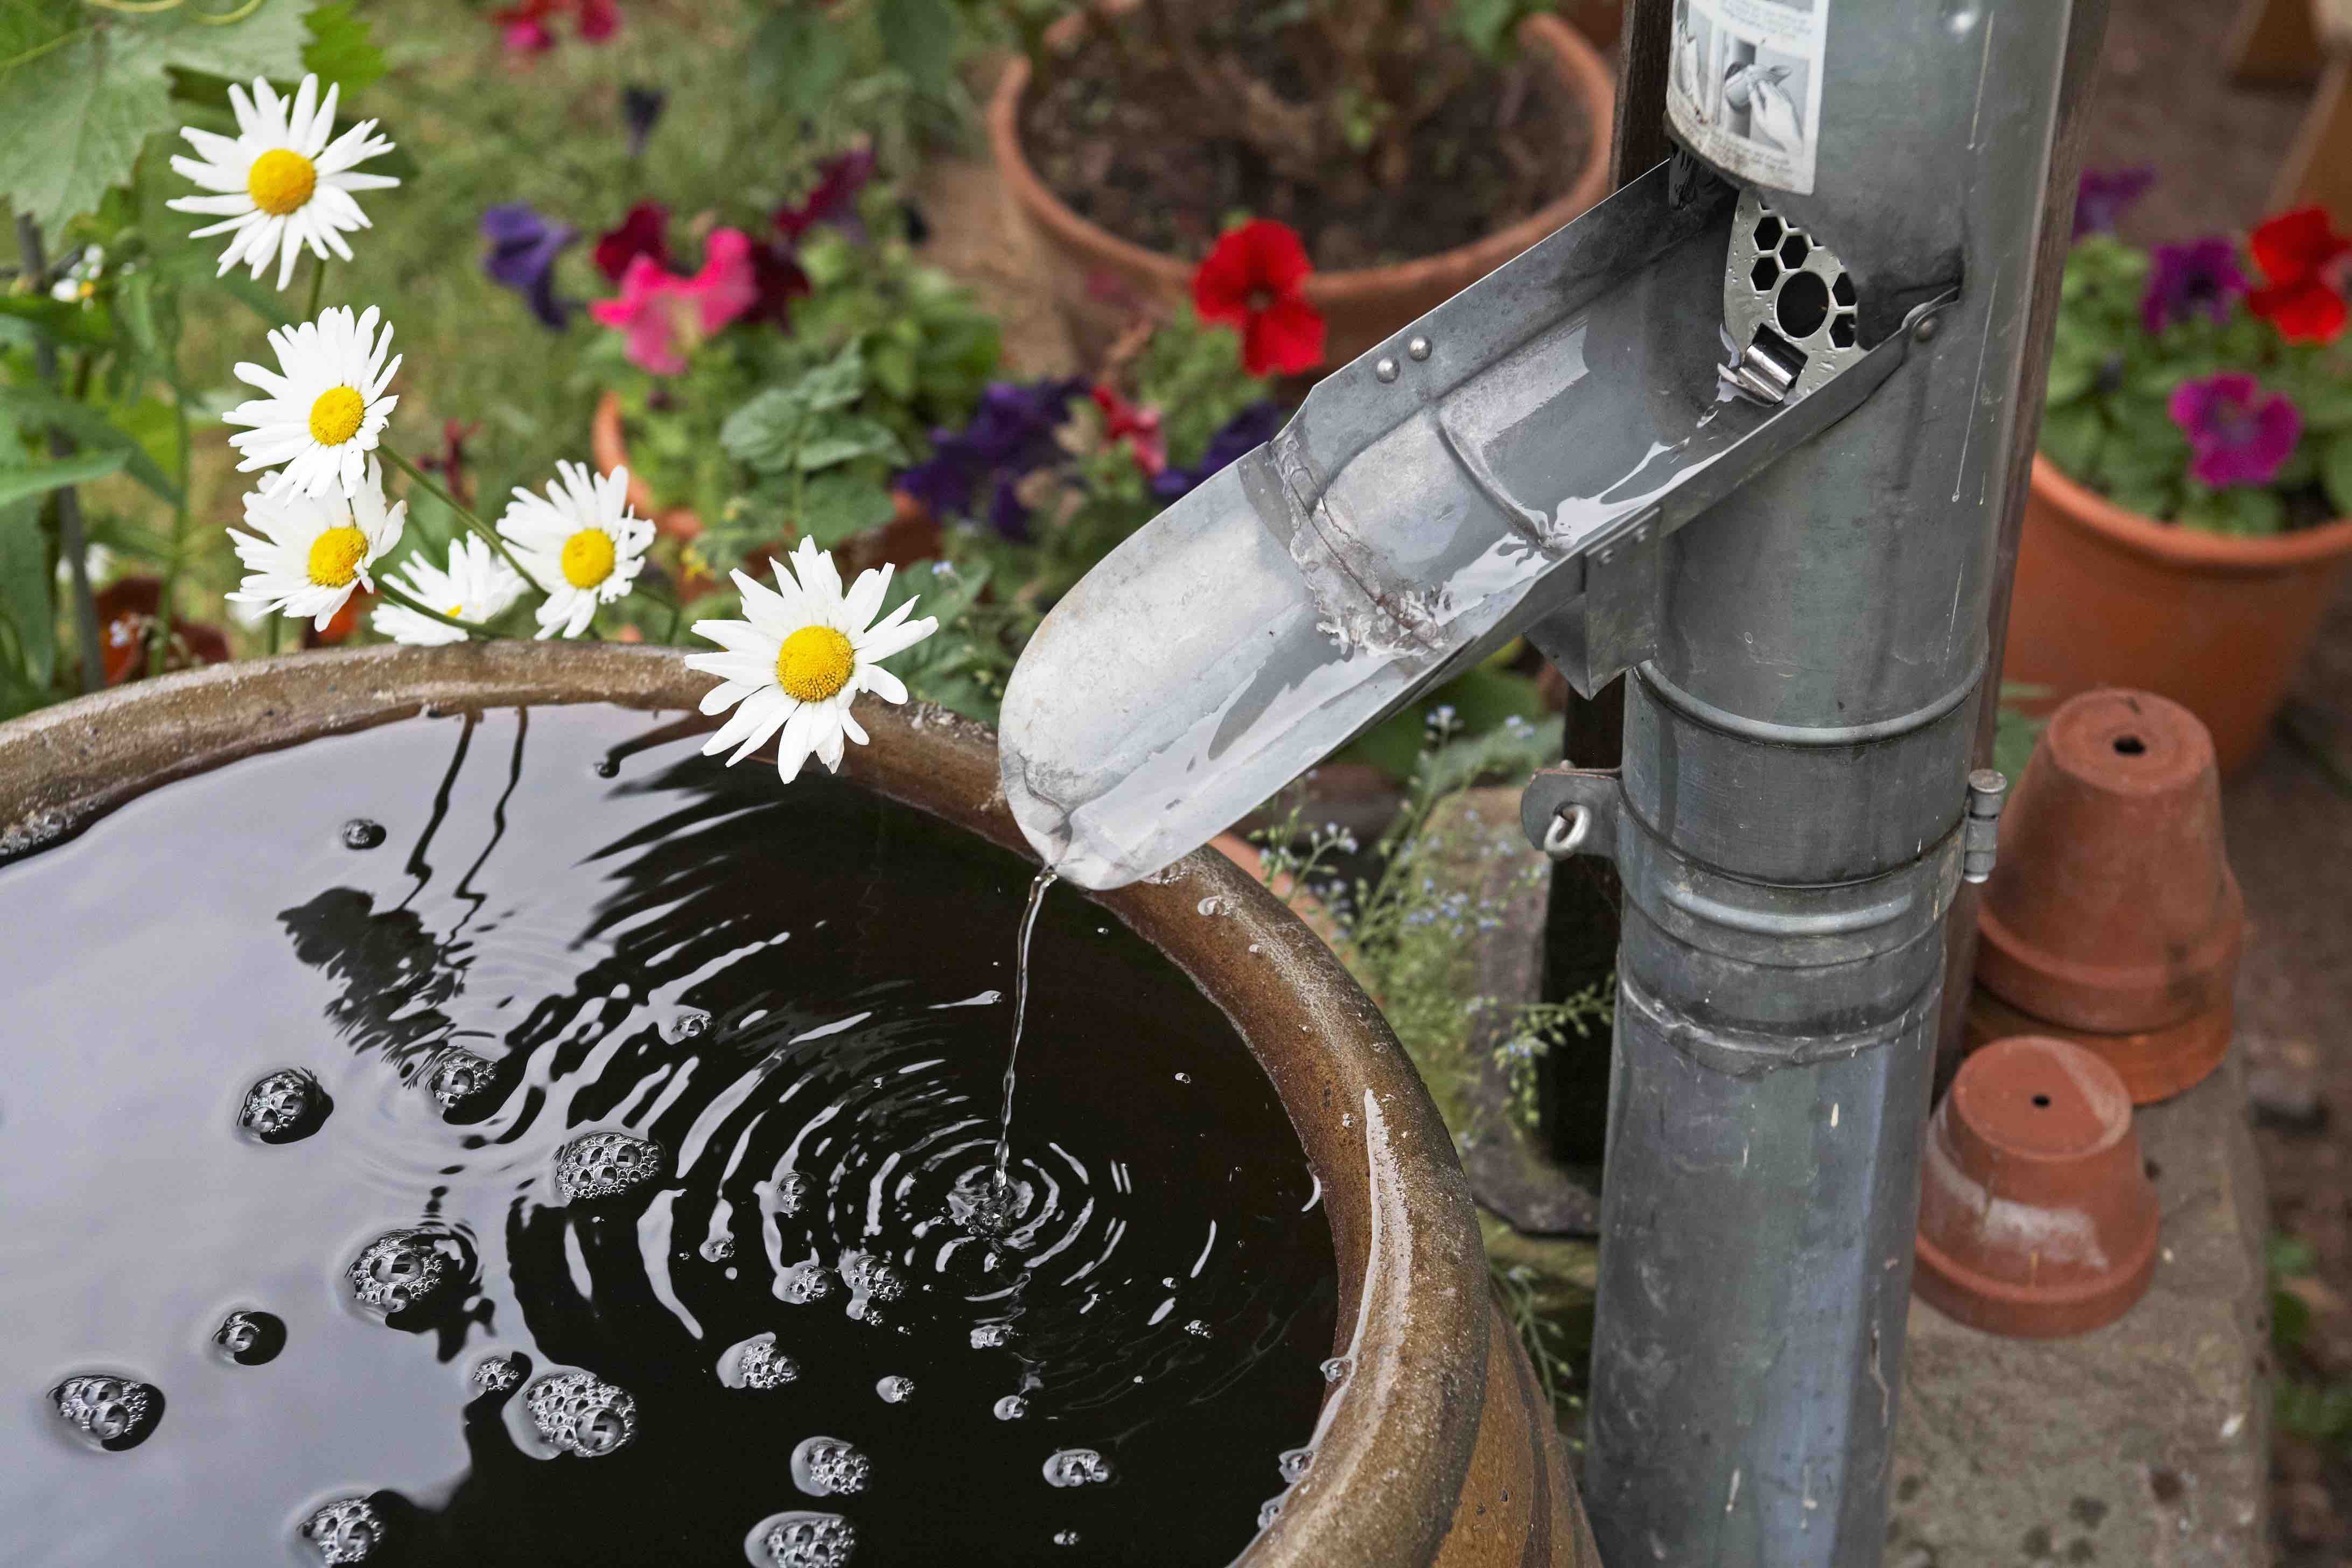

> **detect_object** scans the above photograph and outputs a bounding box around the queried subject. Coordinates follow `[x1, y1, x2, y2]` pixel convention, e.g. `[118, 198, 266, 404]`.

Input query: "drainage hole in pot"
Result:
[2113, 734, 2147, 755]
[2032, 1094, 2053, 1108]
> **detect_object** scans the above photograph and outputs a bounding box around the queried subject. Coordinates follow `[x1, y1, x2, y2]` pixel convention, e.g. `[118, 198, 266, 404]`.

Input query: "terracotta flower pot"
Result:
[0, 641, 1597, 1566]
[989, 13, 1616, 371]
[1913, 1034, 2161, 1340]
[2002, 455, 2352, 774]
[589, 390, 941, 582]
[1971, 688, 2244, 1103]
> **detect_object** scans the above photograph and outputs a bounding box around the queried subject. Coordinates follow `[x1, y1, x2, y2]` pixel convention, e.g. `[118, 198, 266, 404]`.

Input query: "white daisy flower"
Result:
[497, 461, 655, 639]
[224, 305, 401, 500]
[372, 535, 529, 646]
[685, 538, 940, 782]
[166, 74, 400, 290]
[224, 458, 406, 631]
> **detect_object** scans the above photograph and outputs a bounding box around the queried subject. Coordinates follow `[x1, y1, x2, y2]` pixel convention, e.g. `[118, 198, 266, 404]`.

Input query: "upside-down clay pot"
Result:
[1972, 688, 2244, 1102]
[1913, 1035, 2161, 1339]
[990, 12, 1616, 370]
[2003, 456, 2352, 774]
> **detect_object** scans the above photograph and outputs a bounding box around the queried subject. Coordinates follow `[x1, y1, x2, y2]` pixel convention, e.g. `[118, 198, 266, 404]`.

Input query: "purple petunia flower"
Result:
[1151, 401, 1284, 501]
[621, 85, 666, 158]
[481, 204, 578, 330]
[2167, 372, 2301, 489]
[775, 148, 877, 246]
[2141, 238, 2248, 335]
[896, 378, 1089, 539]
[2073, 166, 2154, 240]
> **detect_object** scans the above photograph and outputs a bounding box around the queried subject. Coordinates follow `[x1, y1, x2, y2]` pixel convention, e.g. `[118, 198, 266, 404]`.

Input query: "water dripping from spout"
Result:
[988, 869, 1058, 1199]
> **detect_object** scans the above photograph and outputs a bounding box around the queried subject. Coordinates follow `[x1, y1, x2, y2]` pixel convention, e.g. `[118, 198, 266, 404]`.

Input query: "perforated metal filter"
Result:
[1722, 188, 1865, 402]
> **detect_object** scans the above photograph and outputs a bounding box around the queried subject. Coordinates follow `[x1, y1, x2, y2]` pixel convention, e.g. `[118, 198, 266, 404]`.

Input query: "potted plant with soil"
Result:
[984, 0, 1616, 369]
[2017, 192, 2352, 773]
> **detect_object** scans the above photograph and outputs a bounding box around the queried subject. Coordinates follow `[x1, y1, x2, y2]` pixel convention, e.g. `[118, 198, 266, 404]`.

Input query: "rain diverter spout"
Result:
[998, 158, 1944, 890]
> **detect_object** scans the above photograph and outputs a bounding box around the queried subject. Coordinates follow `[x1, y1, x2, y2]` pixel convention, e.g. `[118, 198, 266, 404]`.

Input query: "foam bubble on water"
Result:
[300, 1496, 384, 1563]
[969, 1322, 1011, 1350]
[1173, 1072, 1192, 1083]
[554, 1131, 667, 1203]
[1278, 1447, 1314, 1483]
[700, 1234, 737, 1262]
[1042, 1448, 1113, 1488]
[1320, 1356, 1351, 1384]
[213, 1308, 284, 1366]
[424, 1048, 498, 1112]
[947, 1167, 1028, 1238]
[838, 1249, 907, 1321]
[1184, 1319, 1210, 1338]
[745, 1511, 856, 1567]
[1257, 1497, 1284, 1531]
[346, 1229, 451, 1315]
[470, 1352, 526, 1395]
[1054, 1530, 1080, 1546]
[767, 1169, 810, 1218]
[50, 1374, 159, 1448]
[661, 1009, 711, 1044]
[1196, 895, 1228, 917]
[775, 1258, 836, 1306]
[993, 1394, 1027, 1420]
[239, 1068, 330, 1144]
[339, 818, 386, 851]
[718, 1332, 800, 1391]
[875, 1375, 914, 1404]
[790, 1436, 872, 1497]
[526, 1371, 639, 1458]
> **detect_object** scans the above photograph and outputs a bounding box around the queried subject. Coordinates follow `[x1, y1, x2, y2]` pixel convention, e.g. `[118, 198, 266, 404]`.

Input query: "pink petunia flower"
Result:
[589, 228, 760, 375]
[2167, 372, 2301, 489]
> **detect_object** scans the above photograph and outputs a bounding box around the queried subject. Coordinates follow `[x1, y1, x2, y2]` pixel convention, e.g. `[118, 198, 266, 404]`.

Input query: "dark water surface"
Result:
[0, 704, 1335, 1566]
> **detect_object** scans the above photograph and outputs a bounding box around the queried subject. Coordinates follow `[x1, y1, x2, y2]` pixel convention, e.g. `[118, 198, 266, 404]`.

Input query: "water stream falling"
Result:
[991, 869, 1059, 1195]
[0, 704, 1335, 1566]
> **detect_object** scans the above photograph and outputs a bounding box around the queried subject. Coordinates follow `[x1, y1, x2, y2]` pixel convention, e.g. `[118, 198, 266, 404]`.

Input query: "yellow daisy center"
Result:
[306, 525, 369, 589]
[561, 527, 617, 589]
[308, 386, 366, 446]
[776, 625, 856, 703]
[246, 148, 318, 216]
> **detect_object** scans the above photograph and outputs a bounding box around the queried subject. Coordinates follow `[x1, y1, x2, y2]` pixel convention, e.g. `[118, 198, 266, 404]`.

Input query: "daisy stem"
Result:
[267, 614, 282, 656]
[380, 444, 549, 597]
[305, 254, 327, 321]
[373, 581, 492, 640]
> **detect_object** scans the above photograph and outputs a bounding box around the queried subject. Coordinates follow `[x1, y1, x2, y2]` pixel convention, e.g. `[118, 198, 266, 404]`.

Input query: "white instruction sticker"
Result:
[1665, 0, 1828, 195]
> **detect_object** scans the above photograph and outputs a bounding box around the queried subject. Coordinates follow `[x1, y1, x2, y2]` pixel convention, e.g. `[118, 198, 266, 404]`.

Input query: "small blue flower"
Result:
[481, 204, 577, 330]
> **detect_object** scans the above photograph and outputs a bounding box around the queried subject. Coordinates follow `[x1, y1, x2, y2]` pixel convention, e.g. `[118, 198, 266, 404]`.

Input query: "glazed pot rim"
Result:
[987, 12, 1617, 311]
[0, 641, 1492, 1568]
[2030, 453, 2352, 573]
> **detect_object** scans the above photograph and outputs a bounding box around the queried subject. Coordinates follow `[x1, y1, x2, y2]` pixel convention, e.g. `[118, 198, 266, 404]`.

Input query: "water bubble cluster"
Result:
[969, 1322, 1011, 1350]
[424, 1048, 498, 1112]
[718, 1333, 800, 1391]
[1278, 1447, 1314, 1483]
[526, 1371, 639, 1458]
[213, 1309, 284, 1366]
[1184, 1319, 1211, 1338]
[992, 1394, 1027, 1421]
[875, 1375, 915, 1404]
[1321, 1356, 1351, 1384]
[1257, 1497, 1284, 1531]
[838, 1249, 906, 1319]
[346, 1229, 450, 1315]
[50, 1374, 159, 1448]
[700, 1235, 737, 1262]
[775, 1259, 836, 1305]
[1055, 1530, 1081, 1546]
[790, 1436, 872, 1497]
[1042, 1448, 1114, 1488]
[339, 818, 386, 851]
[554, 1131, 666, 1203]
[300, 1496, 384, 1564]
[751, 1511, 856, 1568]
[661, 1009, 711, 1043]
[768, 1170, 810, 1216]
[470, 1353, 525, 1395]
[239, 1068, 329, 1144]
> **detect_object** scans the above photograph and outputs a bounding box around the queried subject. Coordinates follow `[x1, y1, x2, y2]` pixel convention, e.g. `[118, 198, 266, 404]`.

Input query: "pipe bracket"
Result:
[1522, 765, 1621, 864]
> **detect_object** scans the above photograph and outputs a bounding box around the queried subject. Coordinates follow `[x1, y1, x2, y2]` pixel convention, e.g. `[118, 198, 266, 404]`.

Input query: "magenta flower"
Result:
[588, 228, 759, 375]
[774, 149, 876, 244]
[2141, 239, 2247, 334]
[2167, 372, 2301, 489]
[2072, 166, 2153, 240]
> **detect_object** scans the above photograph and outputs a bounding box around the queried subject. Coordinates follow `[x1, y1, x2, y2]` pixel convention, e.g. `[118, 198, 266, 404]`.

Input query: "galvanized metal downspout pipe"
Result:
[1543, 3, 2080, 1561]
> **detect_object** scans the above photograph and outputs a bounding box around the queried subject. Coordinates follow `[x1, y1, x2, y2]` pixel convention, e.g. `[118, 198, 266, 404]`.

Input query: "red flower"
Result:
[593, 201, 669, 284]
[1192, 220, 1325, 377]
[576, 0, 620, 42]
[1090, 383, 1166, 477]
[2248, 206, 2351, 345]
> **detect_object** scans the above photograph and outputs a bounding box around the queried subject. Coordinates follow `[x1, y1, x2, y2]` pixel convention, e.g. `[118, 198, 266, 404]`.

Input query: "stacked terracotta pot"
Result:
[1916, 688, 2243, 1338]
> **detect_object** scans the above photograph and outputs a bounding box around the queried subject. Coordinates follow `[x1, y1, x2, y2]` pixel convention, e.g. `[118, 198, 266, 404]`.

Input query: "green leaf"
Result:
[874, 0, 962, 96]
[0, 498, 55, 694]
[794, 471, 896, 547]
[0, 0, 318, 233]
[0, 448, 128, 510]
[747, 7, 852, 115]
[797, 342, 869, 412]
[719, 388, 813, 475]
[300, 1, 381, 94]
[2324, 431, 2352, 519]
[0, 293, 117, 351]
[1452, 0, 1525, 61]
[2038, 402, 2104, 480]
[2176, 484, 2286, 537]
[797, 416, 907, 473]
[0, 384, 180, 503]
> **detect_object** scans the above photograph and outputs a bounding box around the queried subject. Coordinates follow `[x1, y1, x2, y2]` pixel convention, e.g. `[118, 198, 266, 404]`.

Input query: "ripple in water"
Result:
[0, 705, 1336, 1564]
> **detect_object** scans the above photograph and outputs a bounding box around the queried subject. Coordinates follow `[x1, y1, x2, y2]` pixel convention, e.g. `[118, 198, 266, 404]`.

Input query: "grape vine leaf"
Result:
[0, 0, 319, 234]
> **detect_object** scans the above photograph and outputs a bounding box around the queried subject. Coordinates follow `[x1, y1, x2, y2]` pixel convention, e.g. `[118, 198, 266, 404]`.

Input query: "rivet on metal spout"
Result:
[1962, 768, 2010, 885]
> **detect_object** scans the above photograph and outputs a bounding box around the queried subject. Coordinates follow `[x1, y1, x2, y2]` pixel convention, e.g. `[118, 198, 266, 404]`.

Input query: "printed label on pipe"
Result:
[1665, 0, 1828, 196]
